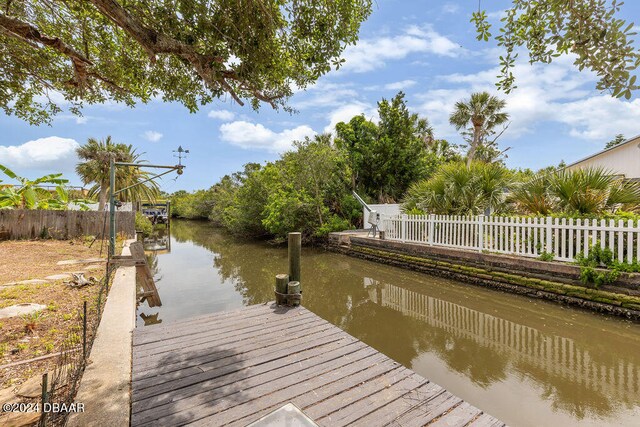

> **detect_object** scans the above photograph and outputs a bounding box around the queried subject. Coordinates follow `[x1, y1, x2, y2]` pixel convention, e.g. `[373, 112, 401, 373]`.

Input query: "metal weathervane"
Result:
[108, 147, 188, 257]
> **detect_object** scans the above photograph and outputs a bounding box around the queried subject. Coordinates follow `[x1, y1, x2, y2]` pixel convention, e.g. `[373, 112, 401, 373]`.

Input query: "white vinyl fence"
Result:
[380, 214, 640, 263]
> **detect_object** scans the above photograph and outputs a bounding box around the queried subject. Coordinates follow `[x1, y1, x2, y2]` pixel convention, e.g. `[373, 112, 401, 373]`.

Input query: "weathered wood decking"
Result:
[131, 303, 505, 427]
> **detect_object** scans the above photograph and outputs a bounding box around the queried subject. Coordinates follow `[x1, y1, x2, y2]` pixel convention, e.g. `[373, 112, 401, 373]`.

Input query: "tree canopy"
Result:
[472, 0, 640, 98]
[0, 0, 372, 124]
[76, 136, 160, 210]
[449, 91, 509, 166]
[335, 92, 437, 203]
[605, 134, 626, 148]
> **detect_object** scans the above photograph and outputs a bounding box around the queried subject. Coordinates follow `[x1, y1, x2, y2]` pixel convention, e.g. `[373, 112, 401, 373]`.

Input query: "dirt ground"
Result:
[0, 238, 108, 284]
[0, 238, 108, 390]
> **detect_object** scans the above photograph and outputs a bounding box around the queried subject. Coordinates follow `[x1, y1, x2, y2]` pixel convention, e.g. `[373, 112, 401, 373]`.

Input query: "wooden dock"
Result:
[131, 303, 505, 427]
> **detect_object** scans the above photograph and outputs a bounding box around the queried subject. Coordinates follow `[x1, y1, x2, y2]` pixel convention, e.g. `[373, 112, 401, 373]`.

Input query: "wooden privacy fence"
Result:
[0, 209, 135, 240]
[380, 214, 640, 263]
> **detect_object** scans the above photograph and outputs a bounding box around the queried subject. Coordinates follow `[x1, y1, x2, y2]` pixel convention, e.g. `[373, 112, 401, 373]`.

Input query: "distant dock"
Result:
[131, 303, 505, 426]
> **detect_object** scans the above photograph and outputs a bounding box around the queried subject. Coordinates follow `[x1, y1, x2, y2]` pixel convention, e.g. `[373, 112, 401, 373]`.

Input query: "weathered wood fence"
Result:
[380, 214, 640, 263]
[0, 209, 135, 240]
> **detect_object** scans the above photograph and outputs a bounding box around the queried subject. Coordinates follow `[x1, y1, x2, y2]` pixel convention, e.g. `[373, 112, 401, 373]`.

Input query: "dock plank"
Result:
[131, 304, 504, 427]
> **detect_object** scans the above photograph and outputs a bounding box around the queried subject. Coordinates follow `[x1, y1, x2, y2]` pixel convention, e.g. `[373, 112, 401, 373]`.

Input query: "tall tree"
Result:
[449, 92, 509, 167]
[334, 115, 378, 191]
[0, 0, 372, 124]
[472, 0, 640, 98]
[335, 92, 434, 203]
[605, 134, 626, 149]
[76, 136, 159, 210]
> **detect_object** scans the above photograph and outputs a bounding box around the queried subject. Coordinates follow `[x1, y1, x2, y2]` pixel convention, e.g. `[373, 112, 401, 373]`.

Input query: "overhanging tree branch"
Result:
[0, 12, 126, 94]
[87, 0, 280, 107]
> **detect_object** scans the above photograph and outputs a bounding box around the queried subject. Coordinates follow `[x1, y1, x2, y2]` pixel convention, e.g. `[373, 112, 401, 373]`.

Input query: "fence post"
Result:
[401, 214, 407, 242]
[82, 301, 87, 360]
[478, 215, 484, 252]
[428, 214, 435, 245]
[545, 217, 552, 254]
[40, 372, 48, 427]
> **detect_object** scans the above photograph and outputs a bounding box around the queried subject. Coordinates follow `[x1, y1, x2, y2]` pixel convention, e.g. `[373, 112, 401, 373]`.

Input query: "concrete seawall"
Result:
[68, 240, 137, 427]
[328, 232, 640, 320]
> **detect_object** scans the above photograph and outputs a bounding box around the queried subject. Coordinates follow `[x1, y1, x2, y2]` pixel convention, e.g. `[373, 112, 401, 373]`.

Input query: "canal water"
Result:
[138, 220, 640, 427]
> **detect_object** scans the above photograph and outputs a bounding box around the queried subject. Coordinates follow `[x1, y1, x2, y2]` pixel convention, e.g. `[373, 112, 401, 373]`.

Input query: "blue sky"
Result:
[1, 0, 639, 192]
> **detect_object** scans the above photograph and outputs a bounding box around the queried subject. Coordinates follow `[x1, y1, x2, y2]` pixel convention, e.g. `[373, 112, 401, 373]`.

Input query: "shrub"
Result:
[135, 211, 153, 236]
[575, 242, 619, 288]
[402, 161, 512, 215]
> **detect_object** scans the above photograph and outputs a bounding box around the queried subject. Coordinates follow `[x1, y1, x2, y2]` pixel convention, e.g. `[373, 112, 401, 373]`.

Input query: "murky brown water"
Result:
[137, 220, 640, 426]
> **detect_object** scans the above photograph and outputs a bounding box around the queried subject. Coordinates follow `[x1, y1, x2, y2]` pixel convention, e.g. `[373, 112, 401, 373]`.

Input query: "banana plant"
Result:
[0, 164, 71, 209]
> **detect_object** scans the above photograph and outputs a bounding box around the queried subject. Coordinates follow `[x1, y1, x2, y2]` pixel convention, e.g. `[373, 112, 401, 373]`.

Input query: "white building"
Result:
[565, 134, 640, 180]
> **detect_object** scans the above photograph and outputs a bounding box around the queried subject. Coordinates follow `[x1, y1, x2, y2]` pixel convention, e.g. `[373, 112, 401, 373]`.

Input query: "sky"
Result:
[1, 0, 640, 193]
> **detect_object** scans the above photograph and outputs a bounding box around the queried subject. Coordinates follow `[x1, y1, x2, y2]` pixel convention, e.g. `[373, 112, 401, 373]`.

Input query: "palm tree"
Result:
[449, 92, 509, 167]
[551, 167, 640, 215]
[76, 137, 159, 210]
[97, 147, 160, 205]
[402, 161, 512, 215]
[511, 167, 640, 215]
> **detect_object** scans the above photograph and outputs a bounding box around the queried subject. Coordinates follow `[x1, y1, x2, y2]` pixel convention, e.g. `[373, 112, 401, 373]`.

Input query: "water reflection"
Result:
[143, 227, 171, 253]
[137, 220, 640, 426]
[365, 279, 638, 419]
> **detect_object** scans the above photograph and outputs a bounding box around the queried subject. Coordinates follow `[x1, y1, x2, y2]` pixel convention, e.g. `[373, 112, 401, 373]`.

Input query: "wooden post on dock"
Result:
[287, 281, 301, 307]
[275, 274, 289, 305]
[288, 232, 301, 283]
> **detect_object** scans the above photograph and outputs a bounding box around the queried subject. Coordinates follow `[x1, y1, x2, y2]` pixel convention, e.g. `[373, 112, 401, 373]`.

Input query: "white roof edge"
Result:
[565, 133, 640, 168]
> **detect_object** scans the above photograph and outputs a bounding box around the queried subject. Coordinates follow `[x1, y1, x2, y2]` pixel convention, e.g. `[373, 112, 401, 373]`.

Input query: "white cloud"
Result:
[486, 10, 507, 20]
[442, 3, 460, 14]
[293, 81, 359, 110]
[323, 102, 379, 134]
[561, 96, 640, 140]
[143, 130, 163, 142]
[208, 110, 236, 121]
[75, 116, 88, 124]
[365, 80, 418, 91]
[340, 25, 462, 73]
[385, 80, 417, 91]
[0, 136, 79, 172]
[219, 121, 316, 152]
[415, 53, 640, 143]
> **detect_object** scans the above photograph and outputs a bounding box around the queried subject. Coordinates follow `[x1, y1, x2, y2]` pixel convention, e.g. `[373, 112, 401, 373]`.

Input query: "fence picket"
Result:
[568, 218, 574, 260]
[617, 219, 623, 262]
[376, 213, 640, 263]
[584, 219, 590, 257]
[627, 220, 633, 264]
[609, 219, 615, 257]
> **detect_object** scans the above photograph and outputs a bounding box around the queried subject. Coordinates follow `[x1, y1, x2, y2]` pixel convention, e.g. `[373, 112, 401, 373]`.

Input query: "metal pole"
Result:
[109, 157, 116, 257]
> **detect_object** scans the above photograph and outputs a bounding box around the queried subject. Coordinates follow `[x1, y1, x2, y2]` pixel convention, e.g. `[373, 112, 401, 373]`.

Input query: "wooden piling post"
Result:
[288, 232, 301, 284]
[275, 274, 289, 305]
[287, 281, 301, 307]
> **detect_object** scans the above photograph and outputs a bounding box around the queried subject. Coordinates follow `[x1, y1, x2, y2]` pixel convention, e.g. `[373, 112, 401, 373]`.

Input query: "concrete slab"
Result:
[0, 303, 47, 319]
[0, 386, 15, 405]
[16, 372, 55, 398]
[0, 279, 48, 287]
[44, 274, 71, 280]
[56, 258, 105, 266]
[67, 241, 136, 427]
[2, 410, 40, 427]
